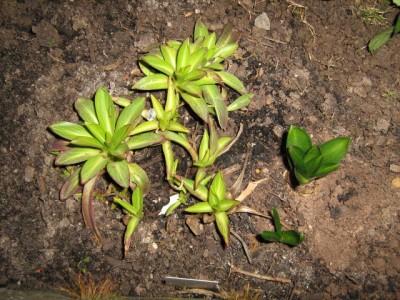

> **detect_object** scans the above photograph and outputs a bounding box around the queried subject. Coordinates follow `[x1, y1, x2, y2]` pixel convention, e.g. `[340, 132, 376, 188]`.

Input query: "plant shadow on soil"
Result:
[1, 0, 400, 299]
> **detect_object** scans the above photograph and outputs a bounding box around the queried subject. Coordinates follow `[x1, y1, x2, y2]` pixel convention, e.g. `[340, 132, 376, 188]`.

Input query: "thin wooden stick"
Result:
[230, 229, 252, 264]
[229, 263, 292, 284]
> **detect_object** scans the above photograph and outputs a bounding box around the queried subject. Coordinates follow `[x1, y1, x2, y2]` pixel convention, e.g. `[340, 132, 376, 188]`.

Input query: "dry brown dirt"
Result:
[1, 0, 399, 299]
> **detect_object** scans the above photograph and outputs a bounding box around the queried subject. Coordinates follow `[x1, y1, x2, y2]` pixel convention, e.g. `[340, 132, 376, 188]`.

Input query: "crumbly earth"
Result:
[1, 0, 399, 299]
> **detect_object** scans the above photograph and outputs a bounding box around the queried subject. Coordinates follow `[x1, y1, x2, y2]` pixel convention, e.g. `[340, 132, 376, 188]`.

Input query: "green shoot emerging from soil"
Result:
[286, 125, 350, 185]
[260, 207, 305, 246]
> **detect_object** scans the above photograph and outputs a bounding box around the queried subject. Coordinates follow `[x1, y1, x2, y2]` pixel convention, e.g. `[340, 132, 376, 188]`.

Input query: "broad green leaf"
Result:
[160, 45, 177, 69]
[216, 23, 240, 46]
[319, 137, 350, 164]
[85, 123, 106, 144]
[130, 120, 159, 135]
[176, 38, 190, 71]
[132, 73, 168, 90]
[167, 40, 182, 50]
[202, 85, 228, 129]
[313, 163, 340, 178]
[162, 131, 198, 161]
[107, 124, 131, 150]
[187, 48, 207, 73]
[131, 187, 144, 215]
[150, 95, 165, 120]
[205, 63, 224, 71]
[203, 32, 216, 49]
[179, 82, 202, 97]
[55, 148, 102, 165]
[108, 143, 129, 159]
[209, 172, 226, 204]
[215, 211, 230, 246]
[227, 93, 254, 111]
[142, 54, 175, 76]
[217, 137, 232, 153]
[182, 178, 208, 202]
[115, 98, 145, 131]
[272, 207, 282, 237]
[394, 15, 400, 35]
[303, 145, 321, 164]
[162, 141, 175, 178]
[180, 69, 207, 83]
[107, 160, 130, 188]
[70, 136, 104, 149]
[212, 43, 238, 61]
[60, 167, 82, 200]
[194, 168, 207, 190]
[129, 163, 150, 195]
[185, 201, 213, 213]
[281, 231, 305, 246]
[181, 93, 209, 123]
[81, 154, 109, 183]
[113, 97, 131, 107]
[304, 155, 323, 178]
[75, 98, 98, 124]
[286, 125, 312, 153]
[216, 199, 240, 212]
[194, 19, 209, 40]
[368, 26, 394, 53]
[294, 168, 309, 185]
[51, 121, 92, 141]
[288, 146, 306, 173]
[260, 231, 281, 242]
[194, 72, 218, 86]
[165, 77, 178, 113]
[166, 121, 190, 133]
[138, 60, 155, 76]
[198, 129, 209, 160]
[95, 87, 115, 134]
[126, 132, 164, 150]
[216, 71, 246, 94]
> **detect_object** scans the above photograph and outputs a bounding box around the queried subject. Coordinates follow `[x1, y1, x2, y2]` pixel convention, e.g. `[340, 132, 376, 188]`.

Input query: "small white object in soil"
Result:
[159, 194, 180, 215]
[254, 12, 271, 30]
[144, 108, 156, 121]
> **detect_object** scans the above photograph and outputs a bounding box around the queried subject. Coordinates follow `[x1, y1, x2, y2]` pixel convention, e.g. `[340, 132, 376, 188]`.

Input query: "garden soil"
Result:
[1, 0, 399, 299]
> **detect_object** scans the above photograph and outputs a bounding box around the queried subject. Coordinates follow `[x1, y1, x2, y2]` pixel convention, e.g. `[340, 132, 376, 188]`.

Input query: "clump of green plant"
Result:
[260, 207, 304, 246]
[50, 87, 162, 245]
[286, 125, 350, 185]
[368, 0, 400, 52]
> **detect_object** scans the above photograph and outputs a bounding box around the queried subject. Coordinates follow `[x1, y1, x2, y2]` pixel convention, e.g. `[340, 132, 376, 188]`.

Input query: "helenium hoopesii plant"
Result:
[50, 87, 163, 242]
[286, 125, 351, 185]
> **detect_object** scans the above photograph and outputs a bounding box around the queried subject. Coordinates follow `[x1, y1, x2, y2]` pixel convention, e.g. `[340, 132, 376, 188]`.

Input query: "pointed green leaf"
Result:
[150, 95, 165, 120]
[113, 97, 131, 107]
[160, 45, 177, 69]
[180, 69, 207, 83]
[216, 199, 240, 212]
[215, 211, 231, 246]
[182, 178, 208, 202]
[129, 163, 150, 195]
[181, 93, 209, 123]
[162, 130, 198, 161]
[95, 87, 115, 134]
[109, 143, 129, 159]
[130, 120, 159, 135]
[303, 145, 321, 164]
[394, 15, 400, 35]
[304, 155, 323, 178]
[187, 48, 207, 73]
[194, 19, 209, 40]
[368, 26, 394, 53]
[198, 129, 209, 160]
[166, 121, 190, 133]
[294, 168, 309, 185]
[75, 98, 98, 124]
[202, 85, 228, 129]
[185, 202, 213, 213]
[81, 154, 109, 183]
[272, 207, 282, 237]
[260, 231, 281, 242]
[194, 168, 207, 190]
[60, 167, 82, 200]
[70, 136, 104, 149]
[194, 72, 218, 86]
[203, 32, 216, 49]
[85, 123, 106, 144]
[107, 124, 131, 150]
[124, 216, 141, 257]
[82, 173, 103, 243]
[179, 82, 202, 97]
[281, 231, 305, 246]
[165, 77, 178, 113]
[126, 132, 164, 150]
[319, 137, 350, 165]
[216, 71, 246, 94]
[212, 43, 238, 61]
[217, 137, 232, 153]
[51, 121, 92, 141]
[227, 93, 254, 111]
[131, 187, 144, 215]
[205, 63, 224, 71]
[113, 197, 136, 215]
[115, 97, 145, 131]
[288, 146, 306, 171]
[313, 163, 340, 178]
[176, 38, 190, 71]
[107, 160, 130, 188]
[133, 73, 168, 90]
[167, 40, 182, 50]
[209, 172, 226, 204]
[216, 23, 239, 47]
[142, 54, 175, 76]
[286, 125, 312, 153]
[55, 148, 102, 165]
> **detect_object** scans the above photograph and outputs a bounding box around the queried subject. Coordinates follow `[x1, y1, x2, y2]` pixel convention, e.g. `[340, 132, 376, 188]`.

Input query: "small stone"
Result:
[390, 164, 400, 173]
[273, 124, 284, 138]
[254, 12, 271, 30]
[376, 118, 390, 133]
[24, 166, 35, 182]
[392, 177, 400, 188]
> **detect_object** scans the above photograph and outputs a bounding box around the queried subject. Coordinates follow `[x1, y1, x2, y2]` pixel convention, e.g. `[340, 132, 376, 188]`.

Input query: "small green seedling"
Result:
[368, 0, 400, 53]
[77, 257, 91, 274]
[184, 171, 240, 246]
[113, 187, 143, 257]
[260, 207, 304, 246]
[286, 125, 351, 185]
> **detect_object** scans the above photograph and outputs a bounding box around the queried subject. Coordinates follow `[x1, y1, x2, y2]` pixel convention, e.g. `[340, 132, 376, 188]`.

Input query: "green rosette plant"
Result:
[260, 207, 305, 246]
[184, 172, 240, 246]
[50, 87, 164, 242]
[286, 125, 351, 185]
[132, 19, 254, 129]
